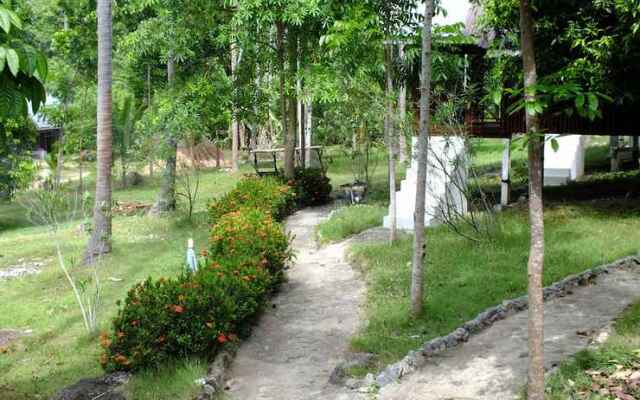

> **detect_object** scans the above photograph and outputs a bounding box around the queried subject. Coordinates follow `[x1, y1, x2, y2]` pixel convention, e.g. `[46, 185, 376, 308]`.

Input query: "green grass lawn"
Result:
[0, 167, 246, 400]
[316, 204, 387, 244]
[348, 200, 640, 368]
[545, 300, 640, 399]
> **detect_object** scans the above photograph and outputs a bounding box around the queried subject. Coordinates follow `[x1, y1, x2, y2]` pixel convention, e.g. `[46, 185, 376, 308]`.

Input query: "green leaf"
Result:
[575, 94, 585, 110]
[492, 90, 502, 107]
[0, 47, 5, 73]
[0, 9, 10, 33]
[550, 138, 559, 152]
[588, 93, 599, 112]
[35, 52, 47, 81]
[6, 9, 21, 30]
[6, 48, 19, 76]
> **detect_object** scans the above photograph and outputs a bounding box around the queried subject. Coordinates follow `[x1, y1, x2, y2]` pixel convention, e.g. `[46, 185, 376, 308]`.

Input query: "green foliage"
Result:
[0, 3, 47, 118]
[0, 116, 36, 198]
[482, 0, 640, 119]
[290, 167, 332, 207]
[208, 176, 296, 224]
[208, 208, 292, 279]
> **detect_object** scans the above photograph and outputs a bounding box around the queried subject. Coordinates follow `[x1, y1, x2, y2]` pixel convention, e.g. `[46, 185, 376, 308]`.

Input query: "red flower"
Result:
[170, 305, 184, 314]
[217, 333, 227, 344]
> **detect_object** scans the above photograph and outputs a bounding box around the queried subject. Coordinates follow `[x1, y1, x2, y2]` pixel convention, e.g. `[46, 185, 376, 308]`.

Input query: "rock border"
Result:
[195, 345, 238, 399]
[359, 255, 640, 389]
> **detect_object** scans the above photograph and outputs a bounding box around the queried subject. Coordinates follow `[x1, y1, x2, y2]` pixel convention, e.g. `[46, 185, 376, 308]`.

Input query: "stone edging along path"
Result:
[367, 254, 640, 390]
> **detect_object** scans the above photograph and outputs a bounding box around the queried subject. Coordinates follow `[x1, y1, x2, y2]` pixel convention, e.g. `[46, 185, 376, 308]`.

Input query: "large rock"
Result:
[50, 373, 129, 400]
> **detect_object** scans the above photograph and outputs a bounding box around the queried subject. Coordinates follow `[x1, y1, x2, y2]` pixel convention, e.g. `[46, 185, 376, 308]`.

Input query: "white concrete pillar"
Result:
[500, 138, 511, 207]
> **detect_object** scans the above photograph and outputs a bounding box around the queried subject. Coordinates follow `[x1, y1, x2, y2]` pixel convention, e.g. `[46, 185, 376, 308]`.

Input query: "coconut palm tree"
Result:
[84, 0, 113, 263]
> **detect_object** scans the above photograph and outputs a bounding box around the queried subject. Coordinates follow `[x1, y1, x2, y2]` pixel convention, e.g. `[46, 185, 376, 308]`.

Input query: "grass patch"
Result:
[316, 204, 387, 244]
[0, 168, 244, 399]
[349, 200, 640, 368]
[124, 358, 208, 400]
[545, 300, 640, 399]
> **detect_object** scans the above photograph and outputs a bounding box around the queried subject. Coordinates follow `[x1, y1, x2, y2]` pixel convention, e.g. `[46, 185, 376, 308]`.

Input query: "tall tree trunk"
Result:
[410, 0, 434, 317]
[385, 41, 397, 243]
[151, 54, 177, 214]
[520, 1, 545, 398]
[84, 0, 113, 264]
[284, 27, 297, 179]
[230, 13, 240, 172]
[78, 137, 84, 193]
[398, 42, 408, 165]
[55, 127, 65, 188]
[145, 64, 154, 178]
[276, 21, 289, 177]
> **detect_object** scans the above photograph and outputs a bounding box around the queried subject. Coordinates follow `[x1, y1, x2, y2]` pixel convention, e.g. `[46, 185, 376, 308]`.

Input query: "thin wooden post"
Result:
[500, 137, 512, 207]
[632, 136, 639, 167]
[610, 135, 620, 172]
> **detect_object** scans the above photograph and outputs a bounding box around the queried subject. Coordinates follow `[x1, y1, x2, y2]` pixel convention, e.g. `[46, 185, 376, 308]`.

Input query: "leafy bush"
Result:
[289, 167, 332, 207]
[208, 176, 296, 223]
[208, 208, 292, 281]
[101, 256, 274, 372]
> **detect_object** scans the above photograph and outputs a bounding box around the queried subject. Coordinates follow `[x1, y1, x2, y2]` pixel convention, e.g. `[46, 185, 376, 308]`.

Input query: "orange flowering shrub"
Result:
[208, 208, 292, 282]
[208, 176, 296, 224]
[101, 255, 274, 372]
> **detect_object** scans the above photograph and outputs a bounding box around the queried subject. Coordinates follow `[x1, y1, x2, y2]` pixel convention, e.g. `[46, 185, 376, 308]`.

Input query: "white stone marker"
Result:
[384, 136, 468, 230]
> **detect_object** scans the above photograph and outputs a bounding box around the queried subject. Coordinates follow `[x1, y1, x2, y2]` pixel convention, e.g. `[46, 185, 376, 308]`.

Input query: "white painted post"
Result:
[186, 238, 197, 273]
[500, 137, 512, 207]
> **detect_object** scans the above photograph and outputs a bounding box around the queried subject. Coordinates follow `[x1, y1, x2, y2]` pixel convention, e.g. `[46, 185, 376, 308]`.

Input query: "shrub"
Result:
[208, 176, 296, 224]
[289, 167, 332, 207]
[101, 256, 274, 372]
[208, 208, 292, 281]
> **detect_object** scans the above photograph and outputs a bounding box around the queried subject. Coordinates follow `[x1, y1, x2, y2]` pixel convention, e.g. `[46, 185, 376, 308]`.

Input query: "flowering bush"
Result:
[289, 167, 332, 207]
[101, 255, 273, 372]
[208, 208, 292, 281]
[208, 176, 296, 223]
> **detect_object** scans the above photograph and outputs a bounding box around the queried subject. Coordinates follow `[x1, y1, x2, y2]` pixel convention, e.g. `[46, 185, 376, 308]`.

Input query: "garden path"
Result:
[224, 206, 371, 400]
[379, 264, 640, 400]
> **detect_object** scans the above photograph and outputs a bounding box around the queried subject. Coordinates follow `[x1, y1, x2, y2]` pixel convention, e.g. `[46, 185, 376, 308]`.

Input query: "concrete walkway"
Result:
[379, 265, 640, 400]
[225, 206, 365, 400]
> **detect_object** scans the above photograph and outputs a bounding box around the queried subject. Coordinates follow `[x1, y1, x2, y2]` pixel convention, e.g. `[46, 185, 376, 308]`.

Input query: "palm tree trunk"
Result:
[84, 0, 113, 264]
[410, 0, 434, 317]
[151, 54, 177, 214]
[284, 26, 297, 179]
[276, 22, 289, 178]
[520, 1, 545, 399]
[230, 7, 240, 172]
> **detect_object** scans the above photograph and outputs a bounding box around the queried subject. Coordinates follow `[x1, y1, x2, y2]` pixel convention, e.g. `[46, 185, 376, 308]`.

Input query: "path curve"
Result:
[225, 206, 366, 400]
[379, 265, 640, 400]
